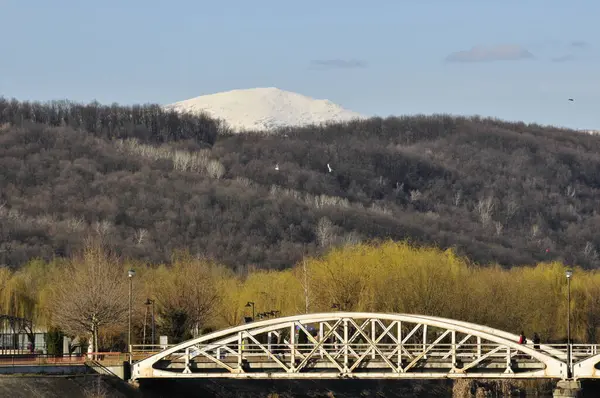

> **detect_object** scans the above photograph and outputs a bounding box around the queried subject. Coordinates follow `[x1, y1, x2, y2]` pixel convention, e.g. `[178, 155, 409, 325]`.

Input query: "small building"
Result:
[0, 315, 47, 354]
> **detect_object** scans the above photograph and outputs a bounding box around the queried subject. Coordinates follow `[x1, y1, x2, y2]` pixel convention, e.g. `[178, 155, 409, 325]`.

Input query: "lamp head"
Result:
[566, 269, 573, 279]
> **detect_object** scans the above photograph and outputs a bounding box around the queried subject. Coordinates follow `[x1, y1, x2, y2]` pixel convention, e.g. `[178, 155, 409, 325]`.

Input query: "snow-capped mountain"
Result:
[164, 87, 366, 132]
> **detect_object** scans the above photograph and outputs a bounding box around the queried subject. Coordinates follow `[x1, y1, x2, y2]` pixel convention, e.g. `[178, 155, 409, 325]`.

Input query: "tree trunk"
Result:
[94, 326, 99, 361]
[90, 322, 99, 361]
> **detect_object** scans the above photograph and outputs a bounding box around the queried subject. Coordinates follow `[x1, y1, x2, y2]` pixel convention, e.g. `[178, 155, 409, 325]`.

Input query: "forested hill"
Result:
[1, 98, 600, 270]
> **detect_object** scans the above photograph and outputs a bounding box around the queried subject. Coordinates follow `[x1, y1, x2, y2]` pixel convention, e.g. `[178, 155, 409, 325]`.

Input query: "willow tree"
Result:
[48, 240, 129, 353]
[148, 252, 223, 343]
[0, 267, 13, 313]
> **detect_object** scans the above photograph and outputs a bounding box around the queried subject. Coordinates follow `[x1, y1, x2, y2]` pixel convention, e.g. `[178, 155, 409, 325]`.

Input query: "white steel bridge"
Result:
[130, 312, 600, 381]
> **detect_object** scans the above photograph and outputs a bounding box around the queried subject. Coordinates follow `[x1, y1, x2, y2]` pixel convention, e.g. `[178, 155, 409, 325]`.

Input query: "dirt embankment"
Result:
[0, 375, 140, 398]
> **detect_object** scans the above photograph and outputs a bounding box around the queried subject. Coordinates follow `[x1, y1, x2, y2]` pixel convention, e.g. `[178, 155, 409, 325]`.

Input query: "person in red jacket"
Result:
[518, 331, 527, 345]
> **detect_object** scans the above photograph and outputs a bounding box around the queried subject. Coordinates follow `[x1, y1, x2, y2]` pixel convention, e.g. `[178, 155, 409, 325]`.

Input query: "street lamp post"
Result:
[566, 269, 573, 378]
[150, 299, 155, 346]
[245, 302, 255, 321]
[143, 298, 155, 346]
[128, 269, 135, 360]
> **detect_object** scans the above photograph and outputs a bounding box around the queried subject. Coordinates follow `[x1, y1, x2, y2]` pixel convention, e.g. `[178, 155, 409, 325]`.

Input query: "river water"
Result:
[139, 379, 453, 397]
[138, 378, 600, 397]
[4, 376, 600, 397]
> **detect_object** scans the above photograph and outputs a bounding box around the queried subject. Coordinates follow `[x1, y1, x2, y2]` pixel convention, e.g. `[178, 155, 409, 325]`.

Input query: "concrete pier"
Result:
[553, 380, 582, 398]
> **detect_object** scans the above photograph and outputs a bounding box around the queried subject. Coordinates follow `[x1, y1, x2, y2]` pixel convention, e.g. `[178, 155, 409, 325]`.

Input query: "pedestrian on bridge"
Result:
[518, 331, 527, 345]
[533, 332, 540, 350]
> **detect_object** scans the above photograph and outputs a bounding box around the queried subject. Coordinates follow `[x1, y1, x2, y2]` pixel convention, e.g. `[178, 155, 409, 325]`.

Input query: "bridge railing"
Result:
[130, 344, 175, 361]
[131, 343, 597, 355]
[571, 344, 598, 357]
[131, 339, 600, 368]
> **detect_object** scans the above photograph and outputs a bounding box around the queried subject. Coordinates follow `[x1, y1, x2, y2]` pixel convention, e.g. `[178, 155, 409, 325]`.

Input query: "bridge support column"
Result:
[553, 380, 582, 398]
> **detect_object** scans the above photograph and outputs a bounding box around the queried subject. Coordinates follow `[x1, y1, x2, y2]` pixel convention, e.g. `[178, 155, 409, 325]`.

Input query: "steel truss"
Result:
[131, 313, 582, 380]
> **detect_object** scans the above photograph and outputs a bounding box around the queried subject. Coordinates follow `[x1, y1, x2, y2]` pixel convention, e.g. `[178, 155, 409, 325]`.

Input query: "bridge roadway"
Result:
[130, 312, 600, 381]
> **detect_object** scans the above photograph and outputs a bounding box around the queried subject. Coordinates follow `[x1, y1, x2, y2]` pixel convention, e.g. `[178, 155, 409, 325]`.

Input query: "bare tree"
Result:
[66, 216, 85, 232]
[342, 231, 362, 246]
[409, 189, 422, 202]
[394, 182, 404, 194]
[134, 228, 148, 245]
[316, 217, 335, 247]
[505, 198, 519, 220]
[93, 220, 112, 241]
[583, 241, 598, 261]
[48, 240, 129, 356]
[530, 224, 540, 239]
[476, 196, 494, 227]
[206, 159, 225, 179]
[494, 221, 503, 236]
[453, 190, 462, 207]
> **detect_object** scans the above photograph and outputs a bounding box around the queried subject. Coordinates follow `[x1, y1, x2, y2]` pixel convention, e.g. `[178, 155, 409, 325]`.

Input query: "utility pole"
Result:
[143, 305, 148, 345]
[128, 269, 135, 361]
[151, 299, 155, 346]
[566, 269, 573, 378]
[143, 298, 155, 346]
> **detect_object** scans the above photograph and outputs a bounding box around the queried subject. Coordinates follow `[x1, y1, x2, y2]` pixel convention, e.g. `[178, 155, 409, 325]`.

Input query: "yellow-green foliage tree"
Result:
[144, 251, 226, 343]
[0, 259, 55, 323]
[225, 240, 595, 344]
[0, 258, 56, 346]
[317, 242, 596, 343]
[2, 239, 600, 348]
[302, 242, 471, 318]
[239, 269, 304, 317]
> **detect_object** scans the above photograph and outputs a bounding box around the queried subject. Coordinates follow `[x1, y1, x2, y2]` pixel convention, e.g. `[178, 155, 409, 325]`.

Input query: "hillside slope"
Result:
[1, 98, 600, 270]
[165, 87, 365, 132]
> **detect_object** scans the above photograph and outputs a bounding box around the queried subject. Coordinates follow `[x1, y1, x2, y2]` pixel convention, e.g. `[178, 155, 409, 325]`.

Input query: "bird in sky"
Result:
[568, 98, 574, 102]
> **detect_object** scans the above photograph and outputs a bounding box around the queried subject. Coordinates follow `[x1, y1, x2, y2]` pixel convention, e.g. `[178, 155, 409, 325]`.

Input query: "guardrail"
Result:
[131, 342, 600, 361]
[0, 352, 129, 367]
[131, 344, 174, 355]
[0, 354, 87, 366]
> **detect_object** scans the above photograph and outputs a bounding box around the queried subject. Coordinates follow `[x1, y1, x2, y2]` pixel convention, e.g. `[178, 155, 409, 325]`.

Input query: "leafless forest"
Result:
[1, 97, 600, 270]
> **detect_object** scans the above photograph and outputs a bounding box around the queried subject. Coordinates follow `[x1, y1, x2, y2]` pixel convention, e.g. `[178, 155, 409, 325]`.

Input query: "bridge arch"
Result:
[131, 312, 568, 380]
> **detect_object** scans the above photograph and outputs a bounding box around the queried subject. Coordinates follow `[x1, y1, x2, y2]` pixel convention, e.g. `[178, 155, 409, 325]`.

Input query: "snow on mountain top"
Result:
[164, 87, 366, 132]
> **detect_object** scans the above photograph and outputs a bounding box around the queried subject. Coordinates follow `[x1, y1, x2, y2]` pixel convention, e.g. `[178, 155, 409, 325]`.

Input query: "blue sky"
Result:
[0, 0, 598, 129]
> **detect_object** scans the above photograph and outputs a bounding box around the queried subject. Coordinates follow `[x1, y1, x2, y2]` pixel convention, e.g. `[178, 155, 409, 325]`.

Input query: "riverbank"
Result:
[0, 374, 140, 398]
